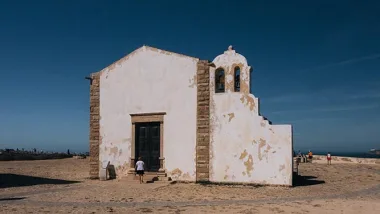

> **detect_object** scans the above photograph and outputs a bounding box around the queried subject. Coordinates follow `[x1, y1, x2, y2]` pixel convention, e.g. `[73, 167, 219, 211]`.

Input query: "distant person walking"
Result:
[135, 157, 145, 184]
[308, 150, 313, 163]
[327, 152, 332, 165]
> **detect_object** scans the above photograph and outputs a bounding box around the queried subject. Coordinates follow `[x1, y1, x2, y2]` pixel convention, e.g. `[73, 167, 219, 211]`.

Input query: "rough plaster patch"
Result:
[223, 113, 235, 122]
[269, 127, 274, 134]
[224, 165, 230, 180]
[240, 77, 250, 93]
[188, 74, 197, 88]
[239, 94, 256, 111]
[279, 164, 285, 172]
[244, 155, 254, 177]
[171, 168, 183, 178]
[225, 165, 230, 173]
[110, 147, 118, 156]
[262, 144, 272, 162]
[264, 145, 272, 153]
[225, 74, 234, 91]
[258, 139, 267, 161]
[122, 138, 131, 143]
[182, 172, 191, 180]
[116, 162, 129, 178]
[239, 149, 248, 160]
[259, 139, 266, 147]
[227, 113, 235, 122]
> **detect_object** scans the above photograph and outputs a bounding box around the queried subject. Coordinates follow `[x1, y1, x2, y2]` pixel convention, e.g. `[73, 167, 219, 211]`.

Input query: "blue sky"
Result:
[0, 0, 379, 153]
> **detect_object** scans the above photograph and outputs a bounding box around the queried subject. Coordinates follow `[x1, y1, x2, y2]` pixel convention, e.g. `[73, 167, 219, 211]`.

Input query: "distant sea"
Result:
[307, 151, 380, 159]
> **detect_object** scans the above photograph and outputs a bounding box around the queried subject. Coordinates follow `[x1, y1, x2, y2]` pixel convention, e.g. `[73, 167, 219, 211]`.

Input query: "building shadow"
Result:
[0, 174, 80, 188]
[197, 181, 264, 188]
[0, 197, 26, 201]
[293, 175, 325, 187]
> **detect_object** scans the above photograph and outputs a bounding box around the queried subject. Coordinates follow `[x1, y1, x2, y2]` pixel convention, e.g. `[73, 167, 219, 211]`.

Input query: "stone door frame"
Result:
[128, 112, 166, 174]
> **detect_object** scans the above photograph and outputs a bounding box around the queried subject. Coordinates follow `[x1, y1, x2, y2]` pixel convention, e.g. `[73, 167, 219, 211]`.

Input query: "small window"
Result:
[234, 67, 240, 92]
[215, 68, 225, 93]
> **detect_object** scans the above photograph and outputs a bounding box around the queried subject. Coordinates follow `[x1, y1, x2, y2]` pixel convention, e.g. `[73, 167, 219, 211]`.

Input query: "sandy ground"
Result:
[1, 158, 379, 213]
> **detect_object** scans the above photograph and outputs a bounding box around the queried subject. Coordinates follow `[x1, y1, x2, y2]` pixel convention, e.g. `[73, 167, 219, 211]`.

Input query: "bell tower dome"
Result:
[212, 45, 251, 94]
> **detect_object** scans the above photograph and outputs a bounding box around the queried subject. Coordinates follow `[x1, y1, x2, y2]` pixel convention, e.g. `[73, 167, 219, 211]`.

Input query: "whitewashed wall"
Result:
[98, 46, 199, 181]
[209, 47, 293, 186]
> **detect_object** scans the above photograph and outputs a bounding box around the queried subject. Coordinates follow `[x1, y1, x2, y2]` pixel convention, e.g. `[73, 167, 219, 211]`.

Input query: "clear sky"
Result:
[1, 0, 379, 153]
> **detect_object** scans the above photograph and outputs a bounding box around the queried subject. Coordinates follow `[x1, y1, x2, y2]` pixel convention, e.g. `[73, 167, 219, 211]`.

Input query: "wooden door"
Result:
[135, 122, 160, 171]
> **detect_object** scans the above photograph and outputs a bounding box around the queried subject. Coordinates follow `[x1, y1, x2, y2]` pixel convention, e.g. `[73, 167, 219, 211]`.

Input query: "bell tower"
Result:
[212, 45, 252, 94]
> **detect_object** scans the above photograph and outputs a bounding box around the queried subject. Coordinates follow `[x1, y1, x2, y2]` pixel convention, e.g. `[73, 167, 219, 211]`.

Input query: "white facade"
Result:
[95, 45, 293, 186]
[99, 46, 199, 181]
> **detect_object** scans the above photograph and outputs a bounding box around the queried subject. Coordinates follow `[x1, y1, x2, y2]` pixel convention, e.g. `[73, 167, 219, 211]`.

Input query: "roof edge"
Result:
[90, 45, 201, 75]
[143, 45, 200, 60]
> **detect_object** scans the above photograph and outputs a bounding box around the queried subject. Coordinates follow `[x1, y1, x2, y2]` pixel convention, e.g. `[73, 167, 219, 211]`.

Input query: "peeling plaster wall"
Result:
[209, 47, 293, 186]
[98, 46, 198, 180]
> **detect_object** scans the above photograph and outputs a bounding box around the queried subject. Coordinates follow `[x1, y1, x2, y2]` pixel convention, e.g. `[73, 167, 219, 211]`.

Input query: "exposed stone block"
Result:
[196, 60, 211, 182]
[197, 173, 209, 180]
[89, 73, 100, 179]
[197, 167, 209, 173]
[197, 141, 210, 147]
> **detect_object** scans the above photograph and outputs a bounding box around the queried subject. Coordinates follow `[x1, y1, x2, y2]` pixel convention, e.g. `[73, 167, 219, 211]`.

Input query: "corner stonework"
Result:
[196, 60, 211, 182]
[89, 73, 100, 179]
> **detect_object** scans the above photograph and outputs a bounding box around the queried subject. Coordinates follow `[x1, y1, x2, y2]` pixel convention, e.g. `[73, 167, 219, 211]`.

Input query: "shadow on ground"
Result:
[293, 175, 325, 187]
[0, 197, 26, 201]
[0, 173, 80, 188]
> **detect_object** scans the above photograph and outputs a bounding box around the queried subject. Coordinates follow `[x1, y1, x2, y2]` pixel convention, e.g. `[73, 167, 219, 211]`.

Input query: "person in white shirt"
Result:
[135, 157, 145, 184]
